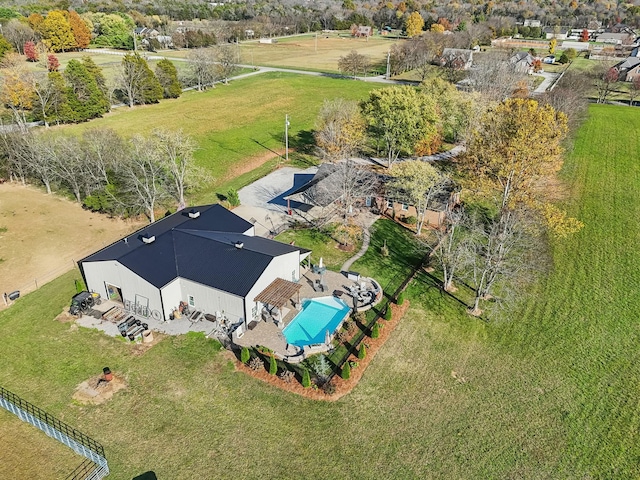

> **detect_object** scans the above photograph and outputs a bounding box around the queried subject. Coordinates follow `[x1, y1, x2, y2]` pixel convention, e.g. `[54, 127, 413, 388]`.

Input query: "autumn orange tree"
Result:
[0, 58, 35, 131]
[68, 10, 91, 49]
[404, 11, 424, 37]
[314, 98, 365, 162]
[461, 98, 578, 315]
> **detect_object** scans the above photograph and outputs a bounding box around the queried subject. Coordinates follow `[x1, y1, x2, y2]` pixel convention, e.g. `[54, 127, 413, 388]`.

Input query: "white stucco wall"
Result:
[82, 260, 163, 318]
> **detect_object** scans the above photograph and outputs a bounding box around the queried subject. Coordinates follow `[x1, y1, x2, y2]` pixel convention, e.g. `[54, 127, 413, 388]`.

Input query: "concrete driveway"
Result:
[233, 166, 318, 236]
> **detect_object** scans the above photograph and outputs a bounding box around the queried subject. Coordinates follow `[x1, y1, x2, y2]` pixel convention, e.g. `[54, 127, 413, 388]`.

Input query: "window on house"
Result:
[402, 203, 409, 211]
[365, 196, 372, 207]
[386, 199, 393, 209]
[292, 270, 297, 282]
[252, 304, 258, 318]
[188, 295, 195, 307]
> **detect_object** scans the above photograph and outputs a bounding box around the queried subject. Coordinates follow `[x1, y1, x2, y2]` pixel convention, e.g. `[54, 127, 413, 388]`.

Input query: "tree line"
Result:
[0, 128, 206, 222]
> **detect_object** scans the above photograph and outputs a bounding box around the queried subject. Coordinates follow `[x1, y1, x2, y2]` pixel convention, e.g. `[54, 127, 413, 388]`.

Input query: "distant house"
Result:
[596, 32, 634, 45]
[245, 29, 254, 39]
[79, 205, 310, 334]
[509, 51, 535, 74]
[524, 19, 541, 28]
[614, 56, 640, 81]
[437, 48, 474, 70]
[382, 186, 460, 228]
[352, 25, 372, 38]
[544, 27, 569, 40]
[134, 27, 159, 38]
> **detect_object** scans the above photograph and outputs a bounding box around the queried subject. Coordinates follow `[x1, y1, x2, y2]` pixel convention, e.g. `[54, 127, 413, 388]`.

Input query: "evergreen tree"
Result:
[341, 361, 351, 379]
[40, 10, 75, 52]
[269, 355, 277, 375]
[46, 71, 72, 124]
[64, 59, 109, 122]
[240, 346, 250, 364]
[358, 344, 367, 359]
[371, 322, 380, 339]
[301, 368, 311, 388]
[82, 56, 108, 96]
[155, 59, 182, 99]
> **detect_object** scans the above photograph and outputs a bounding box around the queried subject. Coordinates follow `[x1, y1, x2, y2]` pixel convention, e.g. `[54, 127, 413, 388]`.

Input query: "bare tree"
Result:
[120, 136, 171, 223]
[334, 160, 378, 221]
[188, 48, 217, 91]
[215, 45, 239, 85]
[430, 207, 473, 292]
[338, 50, 370, 79]
[539, 70, 589, 128]
[0, 133, 28, 184]
[151, 128, 200, 210]
[51, 136, 87, 203]
[80, 129, 128, 198]
[2, 132, 56, 193]
[31, 73, 56, 128]
[3, 19, 35, 55]
[631, 76, 640, 107]
[468, 51, 526, 102]
[593, 61, 618, 104]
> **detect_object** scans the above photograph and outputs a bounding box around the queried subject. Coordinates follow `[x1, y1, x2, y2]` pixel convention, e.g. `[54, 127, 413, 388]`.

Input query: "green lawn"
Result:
[275, 225, 364, 272]
[53, 72, 382, 204]
[2, 104, 640, 478]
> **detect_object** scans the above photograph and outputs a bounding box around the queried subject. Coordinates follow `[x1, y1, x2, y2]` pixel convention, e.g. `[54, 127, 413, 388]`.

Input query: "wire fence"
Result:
[0, 386, 105, 457]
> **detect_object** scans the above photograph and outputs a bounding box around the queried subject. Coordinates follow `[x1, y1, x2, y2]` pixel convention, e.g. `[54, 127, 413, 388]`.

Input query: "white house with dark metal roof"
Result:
[78, 205, 310, 334]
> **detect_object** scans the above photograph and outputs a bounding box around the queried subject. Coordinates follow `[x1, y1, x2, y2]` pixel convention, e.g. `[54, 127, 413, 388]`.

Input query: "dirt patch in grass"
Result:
[234, 300, 409, 401]
[72, 373, 127, 405]
[223, 148, 286, 181]
[130, 331, 166, 356]
[55, 307, 76, 323]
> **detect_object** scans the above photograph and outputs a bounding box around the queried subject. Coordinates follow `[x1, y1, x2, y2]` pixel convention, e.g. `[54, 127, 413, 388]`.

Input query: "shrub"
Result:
[279, 370, 295, 383]
[249, 357, 264, 371]
[371, 322, 380, 339]
[240, 346, 250, 364]
[269, 355, 277, 375]
[322, 381, 336, 395]
[301, 368, 311, 388]
[396, 292, 405, 306]
[384, 306, 393, 321]
[341, 361, 351, 379]
[404, 216, 417, 225]
[336, 330, 348, 342]
[227, 188, 240, 207]
[358, 344, 367, 359]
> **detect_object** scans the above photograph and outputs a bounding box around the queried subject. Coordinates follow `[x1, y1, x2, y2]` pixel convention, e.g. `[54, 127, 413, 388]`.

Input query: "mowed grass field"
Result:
[54, 72, 383, 203]
[2, 104, 640, 478]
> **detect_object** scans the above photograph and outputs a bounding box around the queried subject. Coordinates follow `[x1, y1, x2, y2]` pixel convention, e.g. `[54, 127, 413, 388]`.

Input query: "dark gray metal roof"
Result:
[79, 205, 308, 297]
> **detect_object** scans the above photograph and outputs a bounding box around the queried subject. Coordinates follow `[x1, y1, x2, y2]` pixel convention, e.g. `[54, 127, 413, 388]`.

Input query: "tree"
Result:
[3, 133, 56, 194]
[371, 322, 380, 338]
[0, 63, 35, 131]
[3, 19, 34, 55]
[462, 99, 569, 314]
[431, 23, 445, 33]
[82, 56, 108, 97]
[580, 28, 589, 42]
[47, 54, 59, 72]
[548, 38, 557, 55]
[338, 50, 369, 79]
[24, 41, 38, 62]
[50, 136, 88, 202]
[430, 207, 472, 292]
[594, 62, 618, 104]
[405, 11, 424, 37]
[68, 10, 91, 50]
[118, 53, 163, 107]
[314, 98, 365, 161]
[64, 59, 109, 122]
[187, 48, 217, 91]
[241, 346, 250, 364]
[32, 73, 58, 127]
[155, 59, 181, 99]
[120, 135, 171, 223]
[40, 11, 75, 52]
[388, 160, 447, 235]
[43, 71, 72, 125]
[151, 129, 200, 210]
[361, 86, 438, 167]
[420, 77, 472, 143]
[88, 12, 134, 50]
[0, 35, 13, 60]
[301, 368, 311, 387]
[358, 344, 366, 359]
[215, 45, 238, 84]
[468, 50, 526, 102]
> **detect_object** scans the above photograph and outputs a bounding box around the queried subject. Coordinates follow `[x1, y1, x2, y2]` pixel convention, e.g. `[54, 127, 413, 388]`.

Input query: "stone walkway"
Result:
[340, 214, 379, 272]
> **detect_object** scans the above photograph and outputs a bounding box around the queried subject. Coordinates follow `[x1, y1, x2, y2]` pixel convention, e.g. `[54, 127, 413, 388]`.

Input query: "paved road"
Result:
[532, 71, 560, 94]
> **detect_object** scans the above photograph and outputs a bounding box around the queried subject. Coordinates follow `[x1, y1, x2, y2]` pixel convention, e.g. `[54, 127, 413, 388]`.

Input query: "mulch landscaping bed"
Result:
[233, 300, 410, 401]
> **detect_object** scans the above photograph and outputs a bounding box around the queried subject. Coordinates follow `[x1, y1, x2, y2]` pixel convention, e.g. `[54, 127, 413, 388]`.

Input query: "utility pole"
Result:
[133, 29, 137, 52]
[285, 114, 290, 163]
[386, 50, 391, 80]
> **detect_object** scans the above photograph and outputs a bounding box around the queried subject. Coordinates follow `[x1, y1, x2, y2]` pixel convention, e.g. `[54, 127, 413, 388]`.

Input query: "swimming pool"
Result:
[283, 296, 351, 347]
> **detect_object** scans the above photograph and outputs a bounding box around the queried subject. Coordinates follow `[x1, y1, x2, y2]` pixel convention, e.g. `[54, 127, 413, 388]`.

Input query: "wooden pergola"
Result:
[254, 278, 302, 308]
